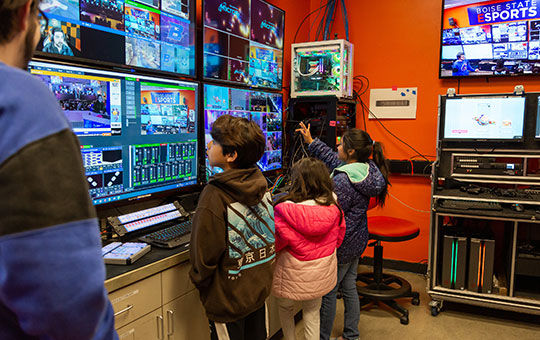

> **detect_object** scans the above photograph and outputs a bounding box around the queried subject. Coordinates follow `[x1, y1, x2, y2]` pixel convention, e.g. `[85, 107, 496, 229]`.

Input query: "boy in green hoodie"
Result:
[190, 115, 275, 340]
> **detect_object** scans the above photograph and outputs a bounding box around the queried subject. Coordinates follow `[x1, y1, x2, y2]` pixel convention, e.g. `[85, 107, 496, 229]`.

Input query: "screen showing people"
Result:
[443, 96, 526, 140]
[203, 0, 284, 89]
[440, 0, 540, 77]
[37, 0, 195, 77]
[204, 84, 283, 176]
[29, 60, 198, 205]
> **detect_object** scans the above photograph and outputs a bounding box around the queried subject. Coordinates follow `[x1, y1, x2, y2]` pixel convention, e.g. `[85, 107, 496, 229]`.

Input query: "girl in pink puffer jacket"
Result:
[272, 158, 346, 340]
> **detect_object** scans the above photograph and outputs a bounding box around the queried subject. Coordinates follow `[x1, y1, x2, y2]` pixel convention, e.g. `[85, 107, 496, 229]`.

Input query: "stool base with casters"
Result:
[356, 216, 421, 325]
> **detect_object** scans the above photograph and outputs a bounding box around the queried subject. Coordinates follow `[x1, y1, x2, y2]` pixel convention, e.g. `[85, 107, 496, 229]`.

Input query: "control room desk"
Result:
[105, 248, 287, 340]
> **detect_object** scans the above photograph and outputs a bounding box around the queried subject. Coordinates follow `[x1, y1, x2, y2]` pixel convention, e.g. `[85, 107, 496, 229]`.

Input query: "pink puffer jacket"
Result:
[272, 199, 346, 300]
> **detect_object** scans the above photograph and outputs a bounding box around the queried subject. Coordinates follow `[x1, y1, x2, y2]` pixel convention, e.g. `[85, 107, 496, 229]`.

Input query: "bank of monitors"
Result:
[37, 0, 196, 77]
[29, 60, 198, 205]
[204, 84, 283, 176]
[442, 95, 526, 141]
[203, 0, 284, 89]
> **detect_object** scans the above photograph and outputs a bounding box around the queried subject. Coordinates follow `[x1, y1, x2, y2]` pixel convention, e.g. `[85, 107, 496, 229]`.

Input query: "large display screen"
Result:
[443, 96, 526, 140]
[37, 0, 195, 77]
[203, 0, 284, 89]
[204, 84, 283, 176]
[29, 60, 198, 205]
[440, 0, 540, 77]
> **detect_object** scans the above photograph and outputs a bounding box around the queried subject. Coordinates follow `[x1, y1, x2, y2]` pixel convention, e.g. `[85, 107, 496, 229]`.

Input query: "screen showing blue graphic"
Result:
[29, 60, 198, 205]
[204, 84, 283, 175]
[37, 0, 195, 77]
[443, 96, 526, 140]
[203, 0, 284, 89]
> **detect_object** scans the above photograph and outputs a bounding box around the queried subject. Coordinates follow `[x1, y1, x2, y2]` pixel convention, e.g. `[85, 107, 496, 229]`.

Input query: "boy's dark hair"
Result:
[456, 51, 465, 59]
[341, 128, 390, 206]
[276, 157, 343, 222]
[0, 0, 40, 44]
[210, 114, 265, 169]
[51, 26, 64, 36]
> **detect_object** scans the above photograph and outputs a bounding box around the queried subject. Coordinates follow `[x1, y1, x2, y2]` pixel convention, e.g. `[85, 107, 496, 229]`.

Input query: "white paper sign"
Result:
[369, 87, 418, 119]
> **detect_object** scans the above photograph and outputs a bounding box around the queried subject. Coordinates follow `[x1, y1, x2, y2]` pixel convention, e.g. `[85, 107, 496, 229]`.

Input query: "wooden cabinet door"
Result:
[163, 290, 210, 340]
[116, 309, 164, 340]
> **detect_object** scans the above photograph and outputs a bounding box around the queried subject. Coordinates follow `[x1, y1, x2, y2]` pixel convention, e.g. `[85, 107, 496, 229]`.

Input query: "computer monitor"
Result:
[492, 21, 528, 43]
[203, 84, 283, 176]
[459, 26, 491, 44]
[463, 44, 493, 60]
[441, 45, 464, 60]
[202, 0, 284, 89]
[37, 0, 196, 77]
[536, 96, 540, 138]
[29, 60, 198, 205]
[493, 42, 529, 59]
[442, 96, 526, 141]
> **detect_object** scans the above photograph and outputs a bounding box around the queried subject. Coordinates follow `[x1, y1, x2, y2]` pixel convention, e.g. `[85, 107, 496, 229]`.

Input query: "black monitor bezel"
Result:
[202, 82, 284, 179]
[440, 92, 527, 142]
[201, 0, 285, 91]
[36, 0, 198, 81]
[29, 57, 204, 208]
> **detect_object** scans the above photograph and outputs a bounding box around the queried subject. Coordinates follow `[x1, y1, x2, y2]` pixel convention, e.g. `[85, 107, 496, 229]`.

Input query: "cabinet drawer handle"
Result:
[167, 310, 174, 336]
[157, 315, 164, 340]
[114, 305, 133, 317]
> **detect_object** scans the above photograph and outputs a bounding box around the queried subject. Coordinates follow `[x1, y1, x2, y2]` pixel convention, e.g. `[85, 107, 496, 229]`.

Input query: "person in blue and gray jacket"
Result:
[296, 122, 389, 340]
[0, 1, 117, 339]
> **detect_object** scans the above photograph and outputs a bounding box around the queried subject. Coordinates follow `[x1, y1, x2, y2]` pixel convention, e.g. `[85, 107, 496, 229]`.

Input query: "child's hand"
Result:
[295, 122, 313, 144]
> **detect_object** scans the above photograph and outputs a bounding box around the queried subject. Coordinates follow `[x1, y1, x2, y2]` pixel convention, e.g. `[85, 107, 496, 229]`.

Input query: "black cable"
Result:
[457, 78, 461, 94]
[359, 99, 431, 163]
[294, 0, 335, 43]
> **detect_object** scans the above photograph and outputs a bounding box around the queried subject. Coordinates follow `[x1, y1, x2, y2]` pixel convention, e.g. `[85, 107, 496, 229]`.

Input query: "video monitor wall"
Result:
[203, 0, 284, 89]
[440, 0, 540, 77]
[29, 60, 198, 205]
[442, 96, 526, 140]
[37, 0, 196, 77]
[204, 84, 283, 176]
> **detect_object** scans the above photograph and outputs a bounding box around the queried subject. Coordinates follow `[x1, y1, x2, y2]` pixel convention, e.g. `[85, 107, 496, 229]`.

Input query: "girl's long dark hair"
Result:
[276, 158, 343, 222]
[341, 129, 390, 206]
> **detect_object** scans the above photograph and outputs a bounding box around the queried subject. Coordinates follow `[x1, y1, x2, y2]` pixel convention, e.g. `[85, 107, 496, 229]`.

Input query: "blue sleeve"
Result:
[0, 220, 118, 340]
[307, 138, 343, 171]
[467, 62, 476, 72]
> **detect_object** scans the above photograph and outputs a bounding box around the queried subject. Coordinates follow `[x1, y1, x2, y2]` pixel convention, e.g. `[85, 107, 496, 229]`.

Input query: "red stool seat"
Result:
[367, 216, 420, 242]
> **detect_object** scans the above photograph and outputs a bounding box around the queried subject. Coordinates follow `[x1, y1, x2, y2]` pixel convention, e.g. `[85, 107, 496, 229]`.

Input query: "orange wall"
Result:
[298, 0, 540, 263]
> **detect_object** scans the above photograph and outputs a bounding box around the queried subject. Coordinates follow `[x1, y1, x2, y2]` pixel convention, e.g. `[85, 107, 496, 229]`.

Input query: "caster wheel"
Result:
[400, 315, 409, 325]
[412, 297, 420, 306]
[431, 306, 440, 316]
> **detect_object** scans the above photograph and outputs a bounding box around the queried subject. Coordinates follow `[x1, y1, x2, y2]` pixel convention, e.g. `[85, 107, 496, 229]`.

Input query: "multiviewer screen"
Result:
[38, 0, 196, 77]
[29, 60, 198, 205]
[204, 84, 283, 176]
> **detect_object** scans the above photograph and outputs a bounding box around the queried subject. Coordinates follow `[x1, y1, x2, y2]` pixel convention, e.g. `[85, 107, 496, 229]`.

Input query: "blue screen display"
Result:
[29, 60, 199, 205]
[37, 0, 195, 77]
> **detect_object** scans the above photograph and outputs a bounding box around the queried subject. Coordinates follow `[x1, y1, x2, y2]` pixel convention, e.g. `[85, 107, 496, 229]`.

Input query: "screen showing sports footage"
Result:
[440, 0, 540, 77]
[37, 0, 195, 77]
[29, 60, 198, 205]
[203, 0, 284, 89]
[204, 84, 283, 176]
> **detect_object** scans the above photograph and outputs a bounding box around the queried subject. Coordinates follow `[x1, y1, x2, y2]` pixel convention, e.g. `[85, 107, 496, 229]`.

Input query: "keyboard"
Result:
[439, 200, 503, 211]
[139, 220, 192, 249]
